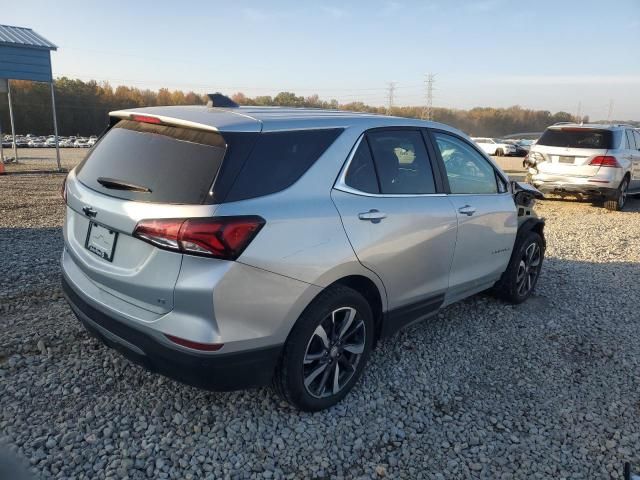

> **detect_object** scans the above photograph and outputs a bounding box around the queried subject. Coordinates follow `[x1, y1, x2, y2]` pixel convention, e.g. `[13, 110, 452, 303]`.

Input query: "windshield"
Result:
[76, 120, 227, 204]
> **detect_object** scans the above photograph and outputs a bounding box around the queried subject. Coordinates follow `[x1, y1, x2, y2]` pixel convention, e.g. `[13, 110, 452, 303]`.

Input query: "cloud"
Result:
[240, 7, 290, 22]
[464, 0, 504, 13]
[320, 6, 349, 18]
[378, 1, 402, 15]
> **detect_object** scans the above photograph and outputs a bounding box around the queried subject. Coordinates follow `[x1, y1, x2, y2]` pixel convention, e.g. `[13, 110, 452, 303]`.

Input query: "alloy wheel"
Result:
[302, 307, 366, 398]
[516, 242, 541, 297]
[619, 179, 629, 209]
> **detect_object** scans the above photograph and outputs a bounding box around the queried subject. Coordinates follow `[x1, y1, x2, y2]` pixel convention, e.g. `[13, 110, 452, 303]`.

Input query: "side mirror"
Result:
[625, 462, 640, 480]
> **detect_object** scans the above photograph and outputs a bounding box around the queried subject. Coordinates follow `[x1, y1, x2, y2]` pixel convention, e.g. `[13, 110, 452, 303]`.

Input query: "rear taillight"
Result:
[133, 216, 265, 260]
[589, 156, 620, 167]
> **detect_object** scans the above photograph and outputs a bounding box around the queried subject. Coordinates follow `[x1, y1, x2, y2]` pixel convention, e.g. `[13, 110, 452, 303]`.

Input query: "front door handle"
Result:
[458, 205, 476, 216]
[358, 209, 387, 223]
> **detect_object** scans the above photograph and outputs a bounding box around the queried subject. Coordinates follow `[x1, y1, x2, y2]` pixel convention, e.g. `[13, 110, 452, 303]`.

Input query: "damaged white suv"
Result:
[526, 123, 640, 210]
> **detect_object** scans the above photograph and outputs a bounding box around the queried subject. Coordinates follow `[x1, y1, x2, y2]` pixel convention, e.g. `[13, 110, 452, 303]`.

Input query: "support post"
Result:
[50, 81, 61, 171]
[7, 80, 18, 162]
[0, 114, 4, 163]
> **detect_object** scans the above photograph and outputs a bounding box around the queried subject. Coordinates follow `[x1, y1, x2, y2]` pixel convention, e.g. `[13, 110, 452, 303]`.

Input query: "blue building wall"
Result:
[0, 46, 52, 82]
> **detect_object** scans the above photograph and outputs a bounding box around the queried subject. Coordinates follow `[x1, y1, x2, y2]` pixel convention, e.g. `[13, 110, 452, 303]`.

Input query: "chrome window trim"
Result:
[333, 133, 447, 198]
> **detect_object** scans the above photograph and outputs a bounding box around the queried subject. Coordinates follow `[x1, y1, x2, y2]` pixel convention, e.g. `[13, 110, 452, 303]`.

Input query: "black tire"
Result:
[604, 177, 629, 211]
[493, 230, 545, 304]
[273, 285, 374, 411]
[495, 148, 504, 157]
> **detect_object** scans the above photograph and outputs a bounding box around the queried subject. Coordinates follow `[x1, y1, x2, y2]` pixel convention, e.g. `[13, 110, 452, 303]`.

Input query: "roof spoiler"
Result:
[207, 93, 239, 108]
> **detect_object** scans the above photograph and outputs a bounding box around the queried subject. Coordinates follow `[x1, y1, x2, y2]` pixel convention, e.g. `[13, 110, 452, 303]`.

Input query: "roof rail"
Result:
[207, 93, 239, 108]
[552, 122, 575, 125]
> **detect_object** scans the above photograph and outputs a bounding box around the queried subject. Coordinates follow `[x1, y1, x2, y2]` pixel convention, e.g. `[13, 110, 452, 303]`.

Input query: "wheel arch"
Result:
[330, 275, 385, 343]
[517, 217, 545, 247]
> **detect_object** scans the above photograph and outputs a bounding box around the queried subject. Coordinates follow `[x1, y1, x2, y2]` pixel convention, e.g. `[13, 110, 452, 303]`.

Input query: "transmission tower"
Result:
[607, 99, 614, 123]
[386, 82, 396, 115]
[575, 101, 582, 123]
[421, 73, 436, 120]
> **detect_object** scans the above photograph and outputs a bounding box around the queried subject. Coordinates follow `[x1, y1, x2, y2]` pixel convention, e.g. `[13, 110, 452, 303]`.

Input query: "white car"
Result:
[527, 123, 640, 211]
[472, 137, 516, 157]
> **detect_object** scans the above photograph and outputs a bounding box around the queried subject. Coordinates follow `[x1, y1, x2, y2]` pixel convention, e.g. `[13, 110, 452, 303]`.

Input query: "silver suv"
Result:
[62, 98, 546, 411]
[526, 123, 640, 210]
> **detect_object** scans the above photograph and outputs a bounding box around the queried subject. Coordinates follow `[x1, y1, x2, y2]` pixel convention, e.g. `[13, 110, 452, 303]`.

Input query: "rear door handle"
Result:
[458, 205, 476, 216]
[358, 209, 387, 223]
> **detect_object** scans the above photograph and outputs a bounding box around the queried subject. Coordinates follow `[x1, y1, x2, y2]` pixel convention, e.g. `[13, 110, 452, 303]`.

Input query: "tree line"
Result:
[1, 77, 634, 138]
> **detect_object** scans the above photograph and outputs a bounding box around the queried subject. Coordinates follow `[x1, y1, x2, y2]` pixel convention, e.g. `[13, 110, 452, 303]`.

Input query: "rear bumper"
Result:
[531, 175, 619, 198]
[62, 276, 282, 391]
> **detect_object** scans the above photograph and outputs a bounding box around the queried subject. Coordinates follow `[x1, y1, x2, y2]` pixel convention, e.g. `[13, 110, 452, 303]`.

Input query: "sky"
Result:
[2, 0, 640, 119]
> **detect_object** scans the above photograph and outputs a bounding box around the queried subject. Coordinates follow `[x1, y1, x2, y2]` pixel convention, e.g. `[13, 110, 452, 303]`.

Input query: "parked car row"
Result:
[1, 134, 97, 148]
[471, 137, 533, 157]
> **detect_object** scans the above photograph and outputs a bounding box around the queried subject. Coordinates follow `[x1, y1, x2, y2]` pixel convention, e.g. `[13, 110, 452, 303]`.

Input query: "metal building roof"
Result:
[0, 24, 57, 50]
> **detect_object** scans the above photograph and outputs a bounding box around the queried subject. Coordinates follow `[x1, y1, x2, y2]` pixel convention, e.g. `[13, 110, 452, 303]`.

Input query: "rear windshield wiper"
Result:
[97, 177, 152, 193]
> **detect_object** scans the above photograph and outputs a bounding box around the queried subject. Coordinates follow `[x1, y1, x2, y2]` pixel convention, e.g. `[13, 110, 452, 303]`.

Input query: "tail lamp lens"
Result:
[589, 156, 620, 167]
[133, 216, 265, 260]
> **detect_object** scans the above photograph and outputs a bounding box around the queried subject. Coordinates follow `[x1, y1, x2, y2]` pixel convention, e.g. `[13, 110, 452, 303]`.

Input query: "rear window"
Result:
[76, 120, 227, 204]
[224, 129, 343, 202]
[537, 128, 614, 149]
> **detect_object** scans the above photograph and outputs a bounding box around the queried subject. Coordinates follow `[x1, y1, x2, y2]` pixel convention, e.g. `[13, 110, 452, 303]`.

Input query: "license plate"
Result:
[85, 222, 118, 262]
[558, 156, 574, 164]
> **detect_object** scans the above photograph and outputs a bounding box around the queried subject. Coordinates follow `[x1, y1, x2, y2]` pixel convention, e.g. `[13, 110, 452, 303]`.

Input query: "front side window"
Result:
[366, 130, 436, 194]
[433, 132, 498, 194]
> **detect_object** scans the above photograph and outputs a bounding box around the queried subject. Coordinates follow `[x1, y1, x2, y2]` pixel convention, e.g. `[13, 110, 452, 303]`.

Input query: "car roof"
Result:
[547, 123, 630, 131]
[109, 105, 464, 136]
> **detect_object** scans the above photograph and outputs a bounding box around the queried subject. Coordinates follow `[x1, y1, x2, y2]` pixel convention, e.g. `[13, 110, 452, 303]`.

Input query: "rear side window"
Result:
[537, 128, 614, 149]
[225, 129, 343, 202]
[344, 139, 379, 193]
[76, 120, 226, 204]
[625, 130, 637, 150]
[367, 130, 436, 194]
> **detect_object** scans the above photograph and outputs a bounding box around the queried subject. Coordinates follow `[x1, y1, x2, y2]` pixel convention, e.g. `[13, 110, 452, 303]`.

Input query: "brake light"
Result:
[130, 114, 162, 124]
[133, 216, 265, 260]
[589, 156, 620, 167]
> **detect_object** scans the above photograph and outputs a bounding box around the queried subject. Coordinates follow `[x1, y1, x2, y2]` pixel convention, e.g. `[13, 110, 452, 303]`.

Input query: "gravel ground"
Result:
[1, 172, 640, 479]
